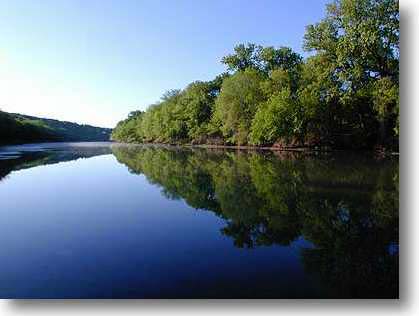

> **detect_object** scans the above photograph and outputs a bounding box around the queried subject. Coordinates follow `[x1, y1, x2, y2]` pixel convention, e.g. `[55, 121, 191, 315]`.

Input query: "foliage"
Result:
[221, 43, 263, 72]
[303, 0, 399, 145]
[250, 89, 302, 145]
[213, 69, 265, 145]
[221, 43, 302, 75]
[111, 111, 144, 143]
[1, 110, 111, 145]
[112, 0, 399, 150]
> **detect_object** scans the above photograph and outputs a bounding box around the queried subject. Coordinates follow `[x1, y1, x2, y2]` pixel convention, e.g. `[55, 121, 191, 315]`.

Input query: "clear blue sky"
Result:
[0, 0, 329, 128]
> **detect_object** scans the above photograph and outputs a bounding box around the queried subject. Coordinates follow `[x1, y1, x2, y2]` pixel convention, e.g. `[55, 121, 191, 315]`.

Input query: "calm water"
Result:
[0, 142, 399, 298]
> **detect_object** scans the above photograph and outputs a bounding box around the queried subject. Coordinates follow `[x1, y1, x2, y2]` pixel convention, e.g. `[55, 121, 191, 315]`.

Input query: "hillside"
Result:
[0, 110, 112, 145]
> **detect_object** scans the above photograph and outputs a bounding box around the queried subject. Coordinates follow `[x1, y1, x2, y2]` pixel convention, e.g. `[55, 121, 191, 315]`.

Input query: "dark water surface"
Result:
[0, 142, 399, 298]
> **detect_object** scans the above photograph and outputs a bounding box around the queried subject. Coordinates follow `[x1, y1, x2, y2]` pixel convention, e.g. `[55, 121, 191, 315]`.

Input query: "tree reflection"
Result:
[112, 145, 398, 298]
[0, 145, 112, 182]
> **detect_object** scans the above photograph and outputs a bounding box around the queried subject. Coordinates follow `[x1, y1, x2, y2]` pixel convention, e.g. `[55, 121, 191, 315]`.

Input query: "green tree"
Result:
[371, 77, 399, 137]
[259, 46, 302, 73]
[178, 80, 219, 141]
[221, 43, 262, 72]
[250, 89, 303, 145]
[111, 0, 399, 151]
[140, 104, 164, 142]
[213, 69, 265, 145]
[303, 0, 399, 145]
[297, 55, 342, 145]
[304, 0, 399, 82]
[111, 110, 144, 143]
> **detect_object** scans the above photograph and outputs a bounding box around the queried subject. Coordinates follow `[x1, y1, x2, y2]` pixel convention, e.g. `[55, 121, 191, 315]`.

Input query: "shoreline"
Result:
[112, 141, 400, 156]
[1, 140, 400, 156]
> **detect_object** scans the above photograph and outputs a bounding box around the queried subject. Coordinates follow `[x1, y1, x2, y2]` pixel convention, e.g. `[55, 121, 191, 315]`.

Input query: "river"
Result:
[0, 142, 399, 298]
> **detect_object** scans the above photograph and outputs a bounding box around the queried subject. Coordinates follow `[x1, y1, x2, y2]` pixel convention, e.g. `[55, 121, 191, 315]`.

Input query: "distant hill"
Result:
[0, 110, 112, 145]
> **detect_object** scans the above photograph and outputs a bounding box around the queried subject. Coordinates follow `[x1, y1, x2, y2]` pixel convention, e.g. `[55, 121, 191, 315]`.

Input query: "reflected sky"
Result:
[0, 143, 398, 298]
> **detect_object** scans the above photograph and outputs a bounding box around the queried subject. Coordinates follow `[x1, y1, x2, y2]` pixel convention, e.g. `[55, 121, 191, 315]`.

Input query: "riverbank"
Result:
[112, 141, 399, 157]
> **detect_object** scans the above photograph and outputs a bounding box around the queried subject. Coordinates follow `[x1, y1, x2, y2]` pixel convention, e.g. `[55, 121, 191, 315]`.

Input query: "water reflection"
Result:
[0, 143, 398, 298]
[112, 145, 399, 298]
[0, 143, 111, 181]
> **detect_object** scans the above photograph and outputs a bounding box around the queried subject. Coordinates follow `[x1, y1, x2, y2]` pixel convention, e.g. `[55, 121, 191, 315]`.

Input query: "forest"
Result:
[112, 0, 399, 151]
[0, 110, 112, 145]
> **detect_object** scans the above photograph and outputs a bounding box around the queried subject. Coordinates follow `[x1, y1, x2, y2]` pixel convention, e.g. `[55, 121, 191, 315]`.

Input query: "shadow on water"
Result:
[111, 145, 399, 298]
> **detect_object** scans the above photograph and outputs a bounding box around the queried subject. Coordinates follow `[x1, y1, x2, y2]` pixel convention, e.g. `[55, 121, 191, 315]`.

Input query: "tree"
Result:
[261, 68, 293, 97]
[371, 77, 399, 138]
[112, 0, 399, 151]
[260, 46, 302, 72]
[221, 43, 303, 78]
[302, 0, 399, 147]
[250, 89, 303, 145]
[213, 69, 265, 145]
[296, 54, 342, 145]
[304, 0, 399, 82]
[111, 110, 144, 143]
[221, 43, 262, 72]
[139, 104, 163, 142]
[178, 80, 219, 140]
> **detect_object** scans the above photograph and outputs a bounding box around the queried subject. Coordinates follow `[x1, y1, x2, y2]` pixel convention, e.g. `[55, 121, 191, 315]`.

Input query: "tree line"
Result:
[0, 110, 60, 144]
[112, 0, 399, 150]
[0, 110, 112, 145]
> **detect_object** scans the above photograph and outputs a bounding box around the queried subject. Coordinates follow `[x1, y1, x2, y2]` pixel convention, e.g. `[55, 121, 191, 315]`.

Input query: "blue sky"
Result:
[0, 0, 329, 128]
